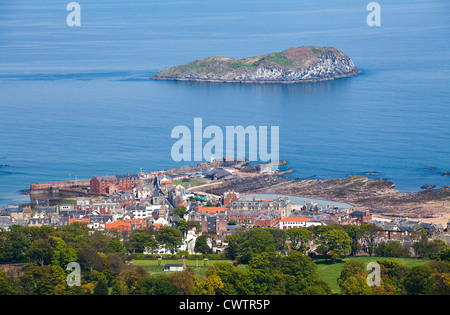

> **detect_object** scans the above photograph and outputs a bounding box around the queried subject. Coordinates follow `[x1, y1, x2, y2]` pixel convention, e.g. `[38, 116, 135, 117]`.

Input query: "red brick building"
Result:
[255, 212, 281, 228]
[222, 190, 240, 207]
[90, 174, 140, 195]
[349, 210, 372, 225]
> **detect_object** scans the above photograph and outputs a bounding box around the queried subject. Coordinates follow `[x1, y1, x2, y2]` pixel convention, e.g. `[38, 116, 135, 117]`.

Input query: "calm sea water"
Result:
[0, 0, 449, 207]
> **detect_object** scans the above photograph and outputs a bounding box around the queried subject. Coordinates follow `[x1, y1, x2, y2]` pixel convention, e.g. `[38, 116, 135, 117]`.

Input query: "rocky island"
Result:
[150, 46, 361, 83]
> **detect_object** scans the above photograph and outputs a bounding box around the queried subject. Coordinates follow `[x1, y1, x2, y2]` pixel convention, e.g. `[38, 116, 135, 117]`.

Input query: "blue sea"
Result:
[0, 0, 449, 207]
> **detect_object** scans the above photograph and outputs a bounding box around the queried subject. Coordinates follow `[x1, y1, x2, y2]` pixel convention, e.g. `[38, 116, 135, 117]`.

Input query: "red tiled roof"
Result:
[197, 206, 226, 214]
[105, 221, 131, 231]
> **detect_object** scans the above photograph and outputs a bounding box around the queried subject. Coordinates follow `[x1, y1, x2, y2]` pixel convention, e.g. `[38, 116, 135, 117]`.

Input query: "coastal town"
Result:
[1, 158, 448, 255]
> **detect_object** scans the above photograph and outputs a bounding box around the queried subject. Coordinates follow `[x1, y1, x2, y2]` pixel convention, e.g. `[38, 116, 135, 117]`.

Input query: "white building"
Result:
[279, 216, 322, 230]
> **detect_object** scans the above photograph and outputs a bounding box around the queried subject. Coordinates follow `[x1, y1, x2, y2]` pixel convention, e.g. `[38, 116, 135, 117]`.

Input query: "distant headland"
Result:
[150, 46, 361, 83]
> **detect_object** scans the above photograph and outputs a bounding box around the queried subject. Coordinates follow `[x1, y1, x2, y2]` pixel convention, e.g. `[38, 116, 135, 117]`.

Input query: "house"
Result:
[160, 177, 172, 187]
[255, 212, 281, 228]
[419, 222, 445, 236]
[91, 202, 123, 218]
[28, 217, 52, 227]
[90, 174, 140, 195]
[126, 218, 148, 230]
[33, 206, 58, 218]
[105, 220, 132, 232]
[230, 196, 291, 218]
[204, 168, 231, 180]
[153, 217, 169, 229]
[370, 220, 422, 241]
[279, 216, 321, 230]
[70, 218, 90, 226]
[163, 264, 184, 272]
[197, 206, 227, 215]
[126, 205, 151, 219]
[60, 204, 74, 211]
[189, 210, 227, 236]
[350, 210, 372, 225]
[0, 206, 30, 220]
[222, 190, 240, 207]
[89, 216, 113, 230]
[106, 192, 136, 207]
[0, 217, 13, 230]
[227, 210, 259, 224]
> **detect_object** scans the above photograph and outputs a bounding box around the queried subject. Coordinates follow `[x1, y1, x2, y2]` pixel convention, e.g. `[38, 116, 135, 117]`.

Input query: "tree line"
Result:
[0, 222, 449, 295]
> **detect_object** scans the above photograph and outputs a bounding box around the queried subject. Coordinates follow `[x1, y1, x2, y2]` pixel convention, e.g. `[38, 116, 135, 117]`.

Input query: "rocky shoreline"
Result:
[201, 173, 450, 221]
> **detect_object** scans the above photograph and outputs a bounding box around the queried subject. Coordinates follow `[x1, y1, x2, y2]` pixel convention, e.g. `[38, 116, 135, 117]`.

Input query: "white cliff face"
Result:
[239, 52, 359, 82]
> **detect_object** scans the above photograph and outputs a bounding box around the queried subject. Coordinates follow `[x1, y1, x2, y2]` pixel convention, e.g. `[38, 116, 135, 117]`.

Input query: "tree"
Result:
[155, 227, 183, 254]
[339, 274, 372, 295]
[376, 241, 410, 258]
[0, 270, 15, 295]
[424, 240, 449, 259]
[106, 238, 126, 256]
[26, 238, 54, 266]
[22, 265, 67, 295]
[344, 225, 361, 256]
[378, 259, 410, 295]
[430, 273, 450, 295]
[194, 235, 212, 254]
[118, 267, 149, 295]
[168, 269, 197, 295]
[93, 276, 109, 295]
[78, 248, 103, 273]
[126, 230, 158, 254]
[173, 205, 187, 218]
[337, 260, 367, 288]
[278, 251, 330, 295]
[49, 236, 78, 269]
[285, 227, 313, 254]
[316, 228, 351, 263]
[404, 266, 433, 295]
[175, 219, 189, 234]
[135, 275, 177, 295]
[359, 224, 382, 256]
[225, 229, 278, 264]
[195, 274, 224, 295]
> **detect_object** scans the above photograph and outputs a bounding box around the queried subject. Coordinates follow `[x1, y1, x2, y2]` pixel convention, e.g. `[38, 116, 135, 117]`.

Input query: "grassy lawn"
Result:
[173, 179, 203, 188]
[132, 259, 241, 277]
[315, 256, 430, 294]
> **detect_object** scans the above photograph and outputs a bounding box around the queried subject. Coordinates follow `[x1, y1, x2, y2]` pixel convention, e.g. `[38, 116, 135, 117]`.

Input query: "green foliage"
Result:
[263, 52, 294, 66]
[0, 270, 15, 295]
[404, 266, 433, 295]
[125, 230, 157, 254]
[194, 235, 212, 254]
[155, 226, 183, 254]
[173, 205, 187, 218]
[339, 274, 372, 295]
[315, 227, 351, 263]
[375, 241, 411, 258]
[225, 228, 279, 263]
[337, 260, 367, 288]
[285, 227, 313, 253]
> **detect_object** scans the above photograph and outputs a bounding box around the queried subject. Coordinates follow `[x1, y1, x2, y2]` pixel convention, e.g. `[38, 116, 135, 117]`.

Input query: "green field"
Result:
[132, 259, 239, 276]
[315, 256, 430, 294]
